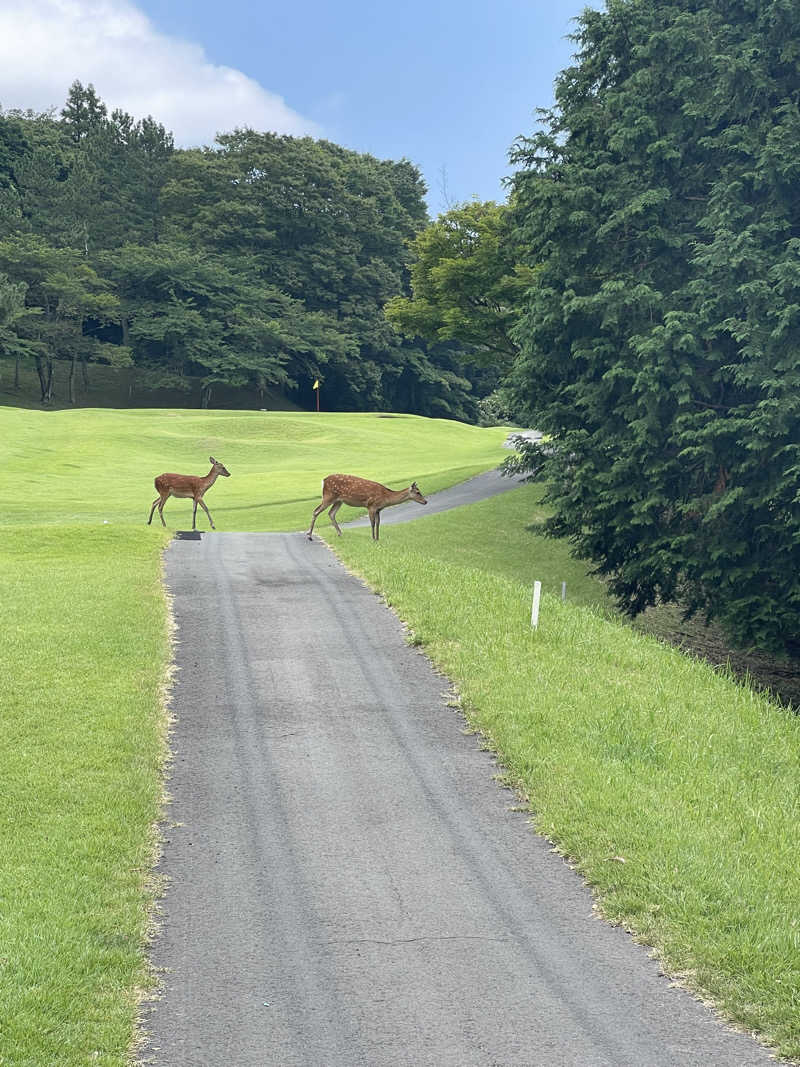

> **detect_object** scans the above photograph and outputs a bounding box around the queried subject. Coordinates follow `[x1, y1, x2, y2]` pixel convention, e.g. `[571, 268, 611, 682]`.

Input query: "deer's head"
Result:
[410, 482, 427, 505]
[210, 457, 232, 477]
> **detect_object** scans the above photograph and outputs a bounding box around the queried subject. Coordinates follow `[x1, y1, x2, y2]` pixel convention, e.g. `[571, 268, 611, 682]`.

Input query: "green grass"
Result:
[0, 525, 171, 1066]
[0, 407, 510, 530]
[327, 497, 800, 1063]
[0, 405, 511, 1066]
[366, 482, 611, 611]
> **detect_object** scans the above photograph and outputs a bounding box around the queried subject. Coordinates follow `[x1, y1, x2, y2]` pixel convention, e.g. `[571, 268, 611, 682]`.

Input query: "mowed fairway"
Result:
[0, 407, 510, 530]
[0, 406, 509, 1066]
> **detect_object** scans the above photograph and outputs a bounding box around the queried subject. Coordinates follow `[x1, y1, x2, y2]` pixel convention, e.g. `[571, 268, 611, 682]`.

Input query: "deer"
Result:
[147, 456, 231, 530]
[307, 474, 427, 542]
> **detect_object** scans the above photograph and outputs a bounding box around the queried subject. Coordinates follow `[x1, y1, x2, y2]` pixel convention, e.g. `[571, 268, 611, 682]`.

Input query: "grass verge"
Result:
[326, 496, 800, 1063]
[0, 525, 172, 1065]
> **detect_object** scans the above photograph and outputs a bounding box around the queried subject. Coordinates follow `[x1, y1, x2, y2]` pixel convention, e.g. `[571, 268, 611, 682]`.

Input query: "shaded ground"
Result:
[633, 604, 800, 711]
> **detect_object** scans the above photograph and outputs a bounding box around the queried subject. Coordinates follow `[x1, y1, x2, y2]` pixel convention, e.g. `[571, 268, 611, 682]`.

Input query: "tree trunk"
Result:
[200, 383, 212, 409]
[35, 355, 54, 404]
[81, 355, 90, 391]
[69, 356, 77, 404]
[14, 356, 20, 390]
[43, 360, 54, 404]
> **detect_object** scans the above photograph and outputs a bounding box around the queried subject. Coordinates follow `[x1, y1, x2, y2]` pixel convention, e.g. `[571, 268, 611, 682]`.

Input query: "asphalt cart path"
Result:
[141, 529, 777, 1065]
[344, 468, 529, 530]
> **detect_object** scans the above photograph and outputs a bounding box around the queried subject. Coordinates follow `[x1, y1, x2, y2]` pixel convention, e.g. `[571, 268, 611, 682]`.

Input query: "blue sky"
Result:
[136, 0, 597, 213]
[0, 0, 600, 216]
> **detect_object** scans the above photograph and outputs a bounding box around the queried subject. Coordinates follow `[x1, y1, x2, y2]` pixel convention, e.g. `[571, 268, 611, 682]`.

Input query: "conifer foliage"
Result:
[508, 0, 800, 652]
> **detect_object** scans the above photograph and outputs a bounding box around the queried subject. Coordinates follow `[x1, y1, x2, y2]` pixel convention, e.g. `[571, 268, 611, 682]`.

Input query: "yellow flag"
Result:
[312, 379, 319, 390]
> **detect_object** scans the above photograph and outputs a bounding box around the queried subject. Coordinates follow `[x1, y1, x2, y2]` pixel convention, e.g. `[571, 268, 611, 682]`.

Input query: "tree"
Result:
[0, 235, 122, 403]
[60, 81, 108, 142]
[0, 85, 490, 419]
[0, 109, 31, 195]
[385, 200, 532, 369]
[99, 242, 351, 406]
[0, 272, 42, 388]
[159, 130, 483, 414]
[508, 0, 800, 653]
[59, 83, 175, 252]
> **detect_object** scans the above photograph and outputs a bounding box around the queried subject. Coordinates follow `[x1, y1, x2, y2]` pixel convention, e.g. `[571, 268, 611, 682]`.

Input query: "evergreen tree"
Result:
[508, 0, 800, 652]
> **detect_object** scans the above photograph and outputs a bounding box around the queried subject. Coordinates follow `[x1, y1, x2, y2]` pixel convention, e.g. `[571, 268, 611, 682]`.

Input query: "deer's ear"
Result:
[210, 456, 216, 463]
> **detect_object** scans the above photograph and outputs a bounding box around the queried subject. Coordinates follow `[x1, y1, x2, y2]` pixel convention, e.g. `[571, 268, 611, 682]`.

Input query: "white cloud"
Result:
[0, 0, 320, 145]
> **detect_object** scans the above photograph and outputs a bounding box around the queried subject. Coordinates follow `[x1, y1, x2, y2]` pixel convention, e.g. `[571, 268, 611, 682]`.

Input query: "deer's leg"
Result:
[369, 507, 378, 540]
[147, 497, 161, 525]
[198, 498, 215, 529]
[307, 498, 330, 540]
[157, 494, 168, 527]
[328, 501, 344, 536]
[375, 510, 381, 541]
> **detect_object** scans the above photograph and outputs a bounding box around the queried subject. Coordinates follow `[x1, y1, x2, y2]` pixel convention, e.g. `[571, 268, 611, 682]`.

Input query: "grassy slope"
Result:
[326, 489, 800, 1063]
[0, 406, 510, 1065]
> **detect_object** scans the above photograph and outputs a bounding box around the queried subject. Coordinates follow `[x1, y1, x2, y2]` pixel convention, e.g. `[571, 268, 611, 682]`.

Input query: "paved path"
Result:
[140, 509, 778, 1064]
[344, 468, 528, 531]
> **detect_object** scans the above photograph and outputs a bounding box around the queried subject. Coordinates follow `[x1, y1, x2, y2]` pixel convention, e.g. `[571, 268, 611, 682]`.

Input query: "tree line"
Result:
[0, 82, 493, 418]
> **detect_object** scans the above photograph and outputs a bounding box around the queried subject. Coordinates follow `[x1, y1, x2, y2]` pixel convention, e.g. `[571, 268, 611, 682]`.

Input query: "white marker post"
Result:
[531, 580, 542, 630]
[561, 581, 567, 602]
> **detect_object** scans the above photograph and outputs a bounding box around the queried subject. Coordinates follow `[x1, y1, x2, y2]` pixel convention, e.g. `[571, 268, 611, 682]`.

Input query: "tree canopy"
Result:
[507, 0, 800, 653]
[385, 199, 532, 370]
[0, 82, 486, 419]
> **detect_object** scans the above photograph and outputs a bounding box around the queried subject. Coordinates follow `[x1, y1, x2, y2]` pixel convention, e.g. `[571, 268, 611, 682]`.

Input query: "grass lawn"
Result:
[0, 407, 509, 530]
[0, 405, 510, 1065]
[327, 490, 800, 1064]
[0, 525, 171, 1066]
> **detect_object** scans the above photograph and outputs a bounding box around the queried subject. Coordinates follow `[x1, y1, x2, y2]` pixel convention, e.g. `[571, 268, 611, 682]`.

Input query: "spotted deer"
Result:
[147, 456, 231, 530]
[307, 474, 427, 542]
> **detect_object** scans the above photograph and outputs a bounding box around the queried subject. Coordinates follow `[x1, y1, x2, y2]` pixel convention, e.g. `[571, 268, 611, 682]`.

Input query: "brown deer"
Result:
[147, 456, 231, 530]
[307, 474, 427, 542]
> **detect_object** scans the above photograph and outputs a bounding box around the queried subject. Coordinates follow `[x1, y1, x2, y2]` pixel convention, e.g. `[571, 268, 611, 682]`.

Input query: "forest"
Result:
[0, 82, 494, 419]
